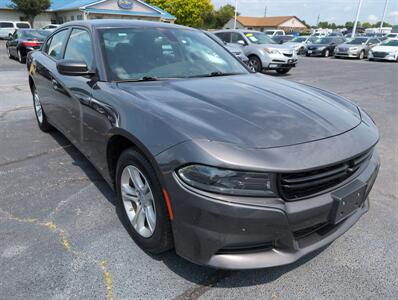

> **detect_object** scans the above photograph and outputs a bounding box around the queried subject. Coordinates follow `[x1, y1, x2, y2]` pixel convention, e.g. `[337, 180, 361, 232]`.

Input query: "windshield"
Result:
[347, 38, 368, 45]
[290, 37, 306, 43]
[243, 32, 276, 44]
[21, 30, 49, 40]
[382, 39, 398, 46]
[265, 30, 275, 35]
[99, 27, 248, 81]
[313, 37, 333, 44]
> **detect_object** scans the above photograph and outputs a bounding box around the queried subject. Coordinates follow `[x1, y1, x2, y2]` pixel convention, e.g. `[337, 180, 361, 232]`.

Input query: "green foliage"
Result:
[146, 0, 214, 28]
[9, 0, 50, 27]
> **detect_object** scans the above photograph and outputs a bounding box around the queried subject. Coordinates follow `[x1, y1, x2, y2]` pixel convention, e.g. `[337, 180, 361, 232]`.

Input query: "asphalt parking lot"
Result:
[0, 40, 397, 300]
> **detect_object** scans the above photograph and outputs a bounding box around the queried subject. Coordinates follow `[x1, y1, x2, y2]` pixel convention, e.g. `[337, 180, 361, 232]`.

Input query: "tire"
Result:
[369, 58, 374, 61]
[18, 49, 26, 63]
[276, 68, 290, 74]
[32, 86, 53, 132]
[359, 51, 365, 60]
[305, 53, 310, 57]
[299, 47, 305, 55]
[7, 46, 12, 59]
[116, 148, 173, 254]
[324, 49, 330, 57]
[248, 56, 262, 72]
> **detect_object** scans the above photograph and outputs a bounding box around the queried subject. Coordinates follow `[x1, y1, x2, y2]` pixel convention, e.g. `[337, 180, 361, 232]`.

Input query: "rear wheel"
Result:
[248, 56, 262, 72]
[116, 148, 173, 254]
[276, 68, 291, 74]
[33, 87, 53, 132]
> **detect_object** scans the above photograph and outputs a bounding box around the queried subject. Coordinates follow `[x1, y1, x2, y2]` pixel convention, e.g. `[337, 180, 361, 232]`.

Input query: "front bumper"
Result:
[306, 48, 326, 56]
[262, 52, 297, 69]
[368, 53, 397, 61]
[163, 150, 379, 269]
[335, 51, 359, 58]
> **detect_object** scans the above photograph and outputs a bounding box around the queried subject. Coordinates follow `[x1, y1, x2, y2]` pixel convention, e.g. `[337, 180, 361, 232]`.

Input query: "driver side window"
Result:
[64, 28, 94, 70]
[46, 29, 68, 60]
[231, 33, 246, 45]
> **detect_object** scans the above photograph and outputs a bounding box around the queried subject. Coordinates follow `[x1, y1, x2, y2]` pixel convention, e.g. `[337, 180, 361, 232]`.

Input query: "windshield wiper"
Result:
[118, 76, 159, 83]
[188, 72, 244, 78]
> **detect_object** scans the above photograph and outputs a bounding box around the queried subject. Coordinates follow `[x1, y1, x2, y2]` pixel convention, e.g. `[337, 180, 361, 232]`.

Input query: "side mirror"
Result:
[57, 59, 94, 76]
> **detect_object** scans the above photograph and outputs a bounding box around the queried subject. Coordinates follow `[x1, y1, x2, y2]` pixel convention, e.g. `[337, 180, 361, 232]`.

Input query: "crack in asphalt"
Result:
[0, 145, 72, 168]
[0, 207, 114, 300]
[0, 106, 32, 120]
[174, 270, 233, 300]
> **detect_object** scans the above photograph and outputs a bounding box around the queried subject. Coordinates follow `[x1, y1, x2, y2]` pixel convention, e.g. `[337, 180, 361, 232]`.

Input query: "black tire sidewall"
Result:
[32, 87, 52, 132]
[116, 148, 173, 254]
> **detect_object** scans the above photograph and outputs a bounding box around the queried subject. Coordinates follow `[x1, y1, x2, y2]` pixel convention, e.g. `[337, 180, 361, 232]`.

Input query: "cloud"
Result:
[389, 11, 398, 18]
[367, 14, 378, 23]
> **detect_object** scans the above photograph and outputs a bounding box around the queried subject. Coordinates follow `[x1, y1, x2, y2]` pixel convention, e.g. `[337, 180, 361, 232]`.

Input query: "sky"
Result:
[211, 0, 398, 26]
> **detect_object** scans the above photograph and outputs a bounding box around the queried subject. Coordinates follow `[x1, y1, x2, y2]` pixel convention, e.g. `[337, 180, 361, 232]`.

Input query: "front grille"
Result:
[279, 150, 373, 200]
[338, 47, 348, 53]
[283, 53, 293, 57]
[372, 51, 388, 58]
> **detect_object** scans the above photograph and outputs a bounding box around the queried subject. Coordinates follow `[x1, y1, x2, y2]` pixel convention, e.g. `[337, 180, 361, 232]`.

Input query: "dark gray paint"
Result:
[28, 20, 380, 269]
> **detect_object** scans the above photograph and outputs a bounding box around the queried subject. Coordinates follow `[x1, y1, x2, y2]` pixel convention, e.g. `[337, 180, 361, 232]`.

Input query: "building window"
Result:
[77, 15, 83, 20]
[71, 16, 75, 21]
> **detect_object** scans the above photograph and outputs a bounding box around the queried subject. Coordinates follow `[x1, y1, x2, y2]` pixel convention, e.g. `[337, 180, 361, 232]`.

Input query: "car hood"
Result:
[118, 74, 361, 149]
[338, 43, 364, 48]
[371, 45, 398, 52]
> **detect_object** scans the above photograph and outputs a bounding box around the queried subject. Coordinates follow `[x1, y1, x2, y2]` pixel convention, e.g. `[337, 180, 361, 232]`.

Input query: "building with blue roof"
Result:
[0, 0, 176, 28]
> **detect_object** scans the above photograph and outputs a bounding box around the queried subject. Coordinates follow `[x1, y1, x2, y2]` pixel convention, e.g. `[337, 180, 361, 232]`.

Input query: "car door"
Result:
[58, 27, 96, 149]
[7, 31, 19, 56]
[34, 28, 70, 133]
[230, 32, 247, 47]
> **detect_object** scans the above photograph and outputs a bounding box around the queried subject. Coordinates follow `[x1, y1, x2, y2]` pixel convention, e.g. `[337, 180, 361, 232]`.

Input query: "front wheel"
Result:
[18, 49, 25, 63]
[33, 87, 53, 132]
[116, 148, 173, 254]
[359, 51, 365, 60]
[248, 56, 262, 72]
[276, 68, 291, 74]
[324, 49, 330, 57]
[7, 46, 12, 59]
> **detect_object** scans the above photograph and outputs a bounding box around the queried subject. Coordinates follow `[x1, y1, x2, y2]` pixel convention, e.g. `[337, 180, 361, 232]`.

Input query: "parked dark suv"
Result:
[27, 20, 380, 269]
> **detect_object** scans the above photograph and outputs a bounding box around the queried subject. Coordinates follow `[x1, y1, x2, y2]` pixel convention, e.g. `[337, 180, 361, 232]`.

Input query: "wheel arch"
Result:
[106, 128, 165, 188]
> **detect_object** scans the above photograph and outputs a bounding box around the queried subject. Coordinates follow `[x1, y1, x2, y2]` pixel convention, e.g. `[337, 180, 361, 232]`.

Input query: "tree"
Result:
[345, 21, 354, 28]
[362, 22, 372, 28]
[375, 21, 392, 28]
[9, 0, 51, 27]
[146, 0, 214, 28]
[214, 4, 236, 28]
[318, 21, 330, 28]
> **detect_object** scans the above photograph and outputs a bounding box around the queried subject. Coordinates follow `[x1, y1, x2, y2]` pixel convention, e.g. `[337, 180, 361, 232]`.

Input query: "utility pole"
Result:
[234, 0, 238, 29]
[316, 15, 320, 27]
[352, 0, 364, 38]
[380, 0, 389, 31]
[264, 6, 267, 17]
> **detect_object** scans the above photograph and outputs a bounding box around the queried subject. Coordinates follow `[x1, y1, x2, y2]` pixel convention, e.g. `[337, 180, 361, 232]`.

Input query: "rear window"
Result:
[0, 22, 13, 28]
[21, 30, 49, 40]
[17, 23, 30, 29]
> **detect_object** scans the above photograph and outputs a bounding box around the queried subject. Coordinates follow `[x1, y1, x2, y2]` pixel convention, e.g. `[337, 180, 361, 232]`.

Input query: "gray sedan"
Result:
[28, 20, 380, 270]
[334, 37, 380, 59]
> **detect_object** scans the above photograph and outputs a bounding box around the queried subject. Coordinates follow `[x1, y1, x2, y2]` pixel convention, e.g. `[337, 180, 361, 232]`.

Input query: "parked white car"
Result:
[264, 30, 285, 37]
[42, 24, 61, 31]
[0, 21, 30, 39]
[368, 39, 398, 61]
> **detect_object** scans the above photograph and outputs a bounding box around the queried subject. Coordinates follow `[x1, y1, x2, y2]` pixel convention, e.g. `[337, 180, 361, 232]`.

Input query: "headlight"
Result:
[264, 48, 280, 54]
[177, 164, 276, 197]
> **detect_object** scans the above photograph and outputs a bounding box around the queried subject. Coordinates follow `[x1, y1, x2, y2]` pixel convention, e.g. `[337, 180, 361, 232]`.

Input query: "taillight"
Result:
[22, 41, 41, 47]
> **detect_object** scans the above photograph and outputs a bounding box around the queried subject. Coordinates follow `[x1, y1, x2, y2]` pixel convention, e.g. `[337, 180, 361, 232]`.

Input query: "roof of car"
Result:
[56, 19, 193, 31]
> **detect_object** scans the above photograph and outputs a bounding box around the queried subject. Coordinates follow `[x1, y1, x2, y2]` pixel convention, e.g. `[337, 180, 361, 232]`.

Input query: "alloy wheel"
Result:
[34, 91, 43, 124]
[325, 50, 330, 57]
[248, 58, 260, 72]
[359, 51, 364, 59]
[120, 165, 156, 238]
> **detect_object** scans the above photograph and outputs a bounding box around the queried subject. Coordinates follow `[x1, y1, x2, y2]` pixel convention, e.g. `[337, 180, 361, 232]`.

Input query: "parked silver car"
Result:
[334, 37, 380, 59]
[213, 29, 297, 74]
[284, 36, 318, 55]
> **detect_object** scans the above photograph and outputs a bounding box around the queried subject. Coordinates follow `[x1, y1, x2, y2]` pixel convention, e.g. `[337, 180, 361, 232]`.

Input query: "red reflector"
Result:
[162, 189, 174, 221]
[22, 41, 41, 47]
